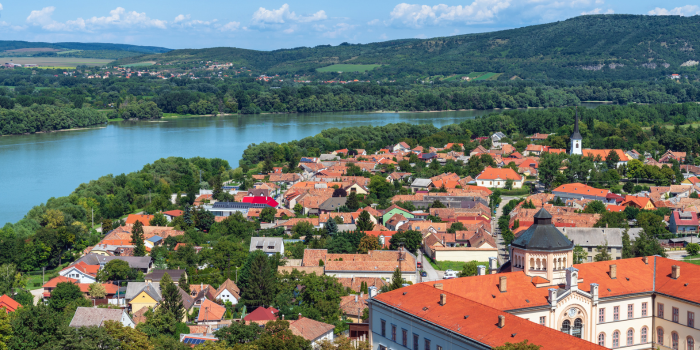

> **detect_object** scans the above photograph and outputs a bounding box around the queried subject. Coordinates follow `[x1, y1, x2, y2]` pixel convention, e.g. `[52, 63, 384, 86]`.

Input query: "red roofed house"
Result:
[163, 210, 183, 222]
[196, 299, 226, 324]
[42, 276, 78, 299]
[59, 261, 99, 283]
[288, 317, 335, 346]
[243, 306, 278, 324]
[241, 196, 279, 207]
[553, 183, 609, 201]
[670, 210, 699, 235]
[620, 195, 655, 210]
[125, 214, 154, 226]
[364, 231, 398, 248]
[528, 132, 551, 141]
[0, 295, 20, 313]
[475, 167, 525, 189]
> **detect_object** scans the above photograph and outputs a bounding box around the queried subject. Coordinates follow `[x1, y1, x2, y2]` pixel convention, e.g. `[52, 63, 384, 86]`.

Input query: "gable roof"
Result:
[43, 276, 78, 288]
[125, 214, 154, 226]
[215, 279, 241, 299]
[289, 317, 335, 341]
[475, 167, 522, 181]
[125, 282, 161, 301]
[69, 307, 129, 328]
[552, 183, 609, 198]
[197, 299, 226, 322]
[0, 295, 20, 313]
[144, 270, 186, 282]
[243, 306, 278, 322]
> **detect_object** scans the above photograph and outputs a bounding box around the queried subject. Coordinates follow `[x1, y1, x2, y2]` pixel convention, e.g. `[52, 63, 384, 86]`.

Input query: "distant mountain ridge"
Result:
[0, 40, 171, 54]
[112, 14, 700, 79]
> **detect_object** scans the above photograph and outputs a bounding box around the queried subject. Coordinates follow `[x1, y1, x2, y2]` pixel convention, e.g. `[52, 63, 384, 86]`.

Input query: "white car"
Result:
[443, 269, 457, 279]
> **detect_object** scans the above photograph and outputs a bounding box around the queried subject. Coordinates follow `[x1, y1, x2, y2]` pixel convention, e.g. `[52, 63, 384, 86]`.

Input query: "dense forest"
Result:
[115, 15, 700, 79]
[0, 40, 170, 54]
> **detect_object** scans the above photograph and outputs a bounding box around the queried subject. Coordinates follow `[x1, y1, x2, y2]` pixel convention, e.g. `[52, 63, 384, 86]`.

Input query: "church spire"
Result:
[571, 107, 582, 140]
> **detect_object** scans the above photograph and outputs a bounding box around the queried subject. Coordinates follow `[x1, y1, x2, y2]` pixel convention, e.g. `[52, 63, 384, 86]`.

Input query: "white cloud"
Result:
[380, 33, 388, 40]
[251, 4, 327, 26]
[26, 6, 167, 32]
[0, 3, 3, 11]
[389, 0, 511, 28]
[174, 14, 190, 23]
[581, 8, 613, 14]
[322, 23, 355, 38]
[648, 5, 700, 16]
[220, 21, 241, 31]
[283, 25, 298, 34]
[368, 19, 381, 25]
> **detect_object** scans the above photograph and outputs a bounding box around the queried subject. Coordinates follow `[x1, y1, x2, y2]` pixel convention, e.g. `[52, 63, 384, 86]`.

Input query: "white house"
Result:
[289, 317, 335, 347]
[213, 279, 240, 305]
[59, 261, 98, 284]
[475, 167, 524, 189]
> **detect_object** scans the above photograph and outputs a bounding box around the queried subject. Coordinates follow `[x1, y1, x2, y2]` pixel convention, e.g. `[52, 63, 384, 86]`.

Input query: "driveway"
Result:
[418, 250, 439, 282]
[30, 288, 43, 305]
[495, 196, 518, 265]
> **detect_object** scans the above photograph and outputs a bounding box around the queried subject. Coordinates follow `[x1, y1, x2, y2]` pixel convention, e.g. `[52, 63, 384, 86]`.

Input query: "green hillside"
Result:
[0, 40, 170, 54]
[114, 15, 700, 79]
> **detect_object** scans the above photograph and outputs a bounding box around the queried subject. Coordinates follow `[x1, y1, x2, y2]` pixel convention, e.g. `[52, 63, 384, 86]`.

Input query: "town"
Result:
[2, 107, 700, 350]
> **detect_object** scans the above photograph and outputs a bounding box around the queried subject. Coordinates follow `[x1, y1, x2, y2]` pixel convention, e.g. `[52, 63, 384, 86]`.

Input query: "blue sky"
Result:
[0, 0, 699, 50]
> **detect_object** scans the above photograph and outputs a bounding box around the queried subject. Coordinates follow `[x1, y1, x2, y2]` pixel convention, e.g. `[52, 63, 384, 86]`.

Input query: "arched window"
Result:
[530, 257, 534, 269]
[572, 318, 583, 338]
[658, 328, 664, 346]
[641, 327, 648, 343]
[672, 332, 679, 350]
[542, 258, 547, 270]
[536, 258, 541, 270]
[613, 330, 620, 348]
[561, 320, 570, 334]
[688, 337, 695, 350]
[598, 333, 605, 346]
[627, 329, 634, 346]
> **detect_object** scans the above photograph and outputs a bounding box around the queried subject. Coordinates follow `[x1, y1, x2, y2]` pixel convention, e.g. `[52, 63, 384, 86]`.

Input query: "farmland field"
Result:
[121, 61, 157, 68]
[0, 56, 112, 67]
[474, 72, 502, 80]
[4, 48, 61, 53]
[317, 64, 381, 72]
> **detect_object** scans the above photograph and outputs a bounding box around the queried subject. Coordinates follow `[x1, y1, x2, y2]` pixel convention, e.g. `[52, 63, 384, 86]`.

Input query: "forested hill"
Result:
[0, 40, 170, 54]
[116, 15, 700, 79]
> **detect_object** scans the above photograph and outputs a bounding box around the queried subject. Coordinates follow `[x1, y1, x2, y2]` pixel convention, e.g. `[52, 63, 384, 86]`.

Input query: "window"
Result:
[437, 347, 443, 350]
[539, 316, 546, 326]
[627, 329, 634, 346]
[690, 312, 695, 328]
[402, 330, 407, 347]
[598, 333, 605, 346]
[379, 346, 387, 350]
[642, 302, 647, 317]
[599, 308, 605, 323]
[673, 307, 679, 323]
[628, 304, 633, 319]
[588, 256, 592, 262]
[641, 327, 648, 343]
[658, 328, 664, 346]
[588, 247, 593, 252]
[614, 306, 620, 321]
[572, 318, 583, 338]
[658, 303, 664, 319]
[561, 320, 571, 334]
[613, 330, 620, 348]
[690, 337, 696, 350]
[413, 334, 419, 350]
[391, 325, 396, 342]
[425, 338, 431, 350]
[381, 320, 386, 337]
[673, 332, 679, 350]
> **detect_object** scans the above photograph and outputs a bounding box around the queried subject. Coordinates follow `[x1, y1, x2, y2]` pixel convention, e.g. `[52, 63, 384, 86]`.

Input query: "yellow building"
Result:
[126, 282, 161, 314]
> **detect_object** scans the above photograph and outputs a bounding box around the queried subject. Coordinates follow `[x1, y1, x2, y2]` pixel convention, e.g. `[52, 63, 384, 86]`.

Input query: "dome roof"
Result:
[511, 208, 573, 251]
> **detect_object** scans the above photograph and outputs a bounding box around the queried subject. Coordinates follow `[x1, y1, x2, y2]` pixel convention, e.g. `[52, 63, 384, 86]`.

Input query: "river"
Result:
[0, 103, 609, 224]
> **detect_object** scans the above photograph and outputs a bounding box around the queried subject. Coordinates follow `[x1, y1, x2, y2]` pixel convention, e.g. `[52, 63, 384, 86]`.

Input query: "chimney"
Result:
[642, 256, 648, 264]
[499, 276, 507, 293]
[590, 283, 599, 305]
[282, 314, 285, 320]
[498, 315, 505, 328]
[609, 264, 617, 279]
[434, 283, 444, 290]
[439, 294, 447, 306]
[477, 265, 486, 276]
[489, 257, 498, 274]
[355, 294, 358, 302]
[548, 288, 558, 306]
[672, 265, 681, 279]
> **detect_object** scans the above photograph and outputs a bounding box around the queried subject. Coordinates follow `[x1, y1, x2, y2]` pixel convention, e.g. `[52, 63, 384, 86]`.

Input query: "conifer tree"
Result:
[131, 221, 146, 257]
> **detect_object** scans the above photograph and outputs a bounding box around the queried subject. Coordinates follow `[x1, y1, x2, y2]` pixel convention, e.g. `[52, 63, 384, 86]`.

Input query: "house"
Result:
[559, 227, 642, 262]
[42, 276, 78, 299]
[491, 132, 507, 146]
[527, 132, 551, 141]
[387, 172, 411, 183]
[189, 284, 216, 307]
[385, 214, 409, 231]
[582, 149, 629, 167]
[241, 196, 279, 207]
[410, 178, 432, 192]
[318, 197, 347, 214]
[552, 183, 610, 201]
[302, 249, 418, 283]
[344, 182, 369, 195]
[393, 142, 411, 152]
[204, 202, 271, 217]
[125, 282, 161, 313]
[59, 261, 99, 283]
[475, 167, 525, 189]
[213, 279, 240, 304]
[75, 254, 153, 273]
[125, 214, 154, 226]
[423, 229, 498, 262]
[381, 204, 414, 224]
[0, 295, 20, 313]
[243, 306, 278, 324]
[162, 210, 183, 222]
[365, 231, 398, 248]
[197, 299, 226, 324]
[659, 150, 687, 163]
[670, 210, 699, 235]
[69, 307, 135, 328]
[336, 277, 388, 294]
[620, 195, 655, 210]
[341, 293, 369, 323]
[144, 270, 187, 284]
[180, 334, 219, 346]
[289, 317, 335, 346]
[249, 237, 284, 256]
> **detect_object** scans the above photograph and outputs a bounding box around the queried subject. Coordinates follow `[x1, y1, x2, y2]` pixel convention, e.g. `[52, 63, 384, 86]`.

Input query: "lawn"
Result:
[316, 64, 381, 73]
[474, 72, 502, 81]
[682, 259, 700, 266]
[26, 264, 70, 290]
[427, 259, 490, 271]
[466, 72, 486, 78]
[0, 56, 112, 67]
[121, 61, 157, 68]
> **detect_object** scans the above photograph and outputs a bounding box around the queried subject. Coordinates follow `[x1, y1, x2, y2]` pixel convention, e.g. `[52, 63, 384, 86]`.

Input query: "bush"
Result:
[687, 243, 700, 256]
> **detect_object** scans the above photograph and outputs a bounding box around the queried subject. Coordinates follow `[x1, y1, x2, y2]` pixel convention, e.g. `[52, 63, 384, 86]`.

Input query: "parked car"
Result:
[417, 262, 422, 268]
[421, 271, 427, 277]
[443, 269, 457, 279]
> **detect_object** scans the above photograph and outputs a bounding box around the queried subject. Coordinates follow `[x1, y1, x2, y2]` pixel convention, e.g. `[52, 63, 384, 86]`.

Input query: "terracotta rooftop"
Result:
[289, 317, 335, 341]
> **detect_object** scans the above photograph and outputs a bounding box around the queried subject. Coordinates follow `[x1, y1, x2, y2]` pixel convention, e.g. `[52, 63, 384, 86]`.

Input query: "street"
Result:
[418, 250, 440, 282]
[495, 196, 518, 266]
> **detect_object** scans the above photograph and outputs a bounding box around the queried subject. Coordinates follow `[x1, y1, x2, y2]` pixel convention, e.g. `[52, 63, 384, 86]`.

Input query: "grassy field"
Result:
[0, 56, 112, 67]
[474, 72, 502, 81]
[427, 259, 490, 271]
[121, 61, 157, 68]
[316, 64, 381, 72]
[466, 72, 486, 78]
[56, 50, 83, 55]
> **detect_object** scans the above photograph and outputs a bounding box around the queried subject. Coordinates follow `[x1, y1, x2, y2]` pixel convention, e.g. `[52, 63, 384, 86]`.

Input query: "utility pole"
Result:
[91, 208, 94, 229]
[42, 266, 45, 285]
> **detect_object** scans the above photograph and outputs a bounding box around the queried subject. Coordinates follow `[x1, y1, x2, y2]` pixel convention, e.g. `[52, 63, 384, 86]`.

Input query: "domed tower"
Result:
[570, 108, 582, 155]
[509, 208, 574, 284]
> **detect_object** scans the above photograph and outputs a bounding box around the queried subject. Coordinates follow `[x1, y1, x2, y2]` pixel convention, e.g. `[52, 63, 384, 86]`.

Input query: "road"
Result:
[418, 250, 440, 282]
[495, 196, 518, 266]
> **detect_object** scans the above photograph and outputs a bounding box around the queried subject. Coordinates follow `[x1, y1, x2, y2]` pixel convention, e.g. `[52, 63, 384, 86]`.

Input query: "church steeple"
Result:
[570, 107, 582, 155]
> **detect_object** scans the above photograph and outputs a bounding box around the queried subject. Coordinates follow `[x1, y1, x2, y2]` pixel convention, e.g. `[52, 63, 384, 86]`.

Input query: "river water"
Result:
[0, 104, 609, 224]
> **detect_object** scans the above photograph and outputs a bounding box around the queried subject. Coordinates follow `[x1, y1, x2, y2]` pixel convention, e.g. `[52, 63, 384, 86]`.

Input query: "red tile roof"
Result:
[242, 196, 279, 207]
[0, 295, 20, 313]
[582, 149, 629, 162]
[553, 183, 609, 198]
[289, 317, 335, 341]
[43, 276, 78, 288]
[243, 306, 278, 322]
[197, 299, 226, 322]
[163, 210, 183, 217]
[476, 167, 522, 181]
[672, 210, 699, 226]
[125, 214, 154, 226]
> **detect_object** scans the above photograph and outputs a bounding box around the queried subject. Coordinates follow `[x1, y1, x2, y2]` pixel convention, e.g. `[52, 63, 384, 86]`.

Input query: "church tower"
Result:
[570, 107, 582, 155]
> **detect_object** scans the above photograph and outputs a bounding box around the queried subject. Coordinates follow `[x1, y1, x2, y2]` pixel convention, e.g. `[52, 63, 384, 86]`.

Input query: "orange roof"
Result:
[621, 195, 652, 209]
[61, 261, 99, 276]
[0, 295, 20, 313]
[552, 183, 609, 197]
[476, 167, 522, 181]
[43, 276, 78, 288]
[606, 205, 625, 212]
[197, 299, 226, 321]
[582, 149, 629, 162]
[289, 317, 335, 340]
[125, 214, 154, 226]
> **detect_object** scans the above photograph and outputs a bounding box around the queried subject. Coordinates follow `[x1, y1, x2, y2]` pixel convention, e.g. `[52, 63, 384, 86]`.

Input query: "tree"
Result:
[293, 203, 304, 216]
[430, 199, 446, 208]
[594, 242, 612, 262]
[356, 210, 374, 231]
[9, 303, 67, 349]
[505, 179, 514, 190]
[149, 213, 168, 227]
[293, 221, 314, 242]
[606, 149, 621, 170]
[239, 250, 277, 307]
[492, 340, 542, 350]
[358, 235, 381, 253]
[594, 211, 628, 229]
[573, 245, 587, 264]
[214, 321, 264, 345]
[49, 282, 85, 311]
[325, 218, 338, 236]
[388, 267, 404, 291]
[178, 273, 190, 292]
[262, 159, 274, 174]
[0, 305, 10, 350]
[332, 188, 347, 197]
[582, 200, 606, 214]
[538, 151, 563, 190]
[103, 321, 154, 350]
[502, 229, 515, 246]
[687, 243, 700, 256]
[389, 230, 422, 254]
[623, 181, 634, 193]
[131, 221, 147, 257]
[621, 229, 635, 259]
[633, 229, 667, 258]
[260, 207, 277, 223]
[447, 222, 466, 233]
[136, 308, 178, 338]
[160, 273, 185, 322]
[101, 219, 113, 234]
[346, 192, 360, 210]
[88, 282, 107, 299]
[97, 259, 136, 282]
[458, 261, 478, 277]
